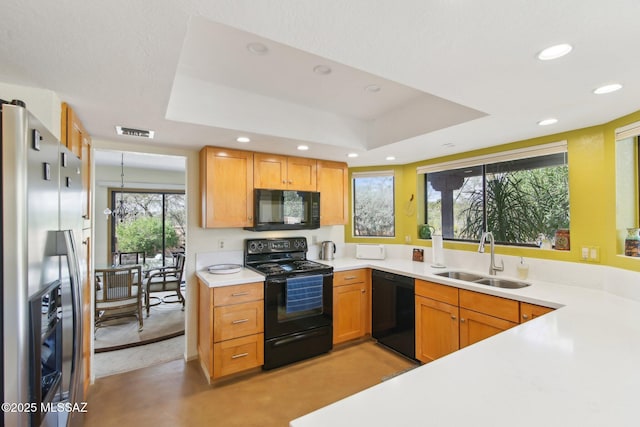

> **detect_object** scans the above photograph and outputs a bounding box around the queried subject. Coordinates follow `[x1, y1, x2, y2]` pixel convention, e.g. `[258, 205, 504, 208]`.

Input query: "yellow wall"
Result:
[346, 109, 640, 273]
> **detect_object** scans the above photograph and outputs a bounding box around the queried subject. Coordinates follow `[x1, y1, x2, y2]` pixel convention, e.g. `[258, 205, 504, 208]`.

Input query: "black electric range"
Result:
[244, 237, 333, 369]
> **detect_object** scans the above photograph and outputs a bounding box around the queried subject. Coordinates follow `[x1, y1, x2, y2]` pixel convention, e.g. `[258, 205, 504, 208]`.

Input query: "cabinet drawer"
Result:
[213, 300, 264, 342]
[334, 269, 368, 287]
[459, 290, 519, 323]
[213, 282, 263, 306]
[415, 280, 458, 305]
[213, 333, 264, 378]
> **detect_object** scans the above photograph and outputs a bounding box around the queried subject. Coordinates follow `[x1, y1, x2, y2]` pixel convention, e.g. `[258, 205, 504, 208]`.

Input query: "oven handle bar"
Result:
[266, 272, 333, 285]
[270, 328, 329, 348]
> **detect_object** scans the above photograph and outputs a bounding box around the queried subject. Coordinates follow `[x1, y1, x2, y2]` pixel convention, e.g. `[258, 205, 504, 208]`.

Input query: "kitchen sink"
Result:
[473, 278, 530, 289]
[434, 271, 485, 282]
[434, 271, 531, 289]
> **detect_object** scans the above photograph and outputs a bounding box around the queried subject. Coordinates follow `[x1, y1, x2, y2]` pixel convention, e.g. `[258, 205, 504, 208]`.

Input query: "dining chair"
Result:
[143, 253, 185, 317]
[95, 265, 144, 332]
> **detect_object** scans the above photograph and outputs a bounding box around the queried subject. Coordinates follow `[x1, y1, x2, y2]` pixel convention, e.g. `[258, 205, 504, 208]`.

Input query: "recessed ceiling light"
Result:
[537, 43, 573, 61]
[247, 42, 269, 55]
[593, 83, 623, 95]
[297, 145, 309, 151]
[365, 84, 381, 93]
[236, 136, 251, 143]
[386, 156, 396, 161]
[313, 65, 332, 75]
[347, 153, 359, 158]
[538, 118, 558, 126]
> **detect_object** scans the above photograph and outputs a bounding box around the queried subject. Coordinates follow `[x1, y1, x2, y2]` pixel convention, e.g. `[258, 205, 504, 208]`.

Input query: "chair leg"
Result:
[145, 290, 150, 317]
[138, 301, 144, 331]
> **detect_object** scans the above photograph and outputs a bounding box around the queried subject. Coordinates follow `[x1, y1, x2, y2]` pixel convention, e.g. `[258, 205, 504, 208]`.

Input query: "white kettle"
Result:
[320, 241, 336, 260]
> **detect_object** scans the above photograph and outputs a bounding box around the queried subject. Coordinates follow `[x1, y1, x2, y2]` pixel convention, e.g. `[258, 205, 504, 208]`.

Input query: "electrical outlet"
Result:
[582, 246, 600, 262]
[581, 247, 589, 260]
[218, 239, 225, 249]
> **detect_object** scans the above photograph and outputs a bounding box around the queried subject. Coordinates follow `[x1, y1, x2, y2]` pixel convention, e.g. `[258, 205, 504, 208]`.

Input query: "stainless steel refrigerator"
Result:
[1, 101, 84, 427]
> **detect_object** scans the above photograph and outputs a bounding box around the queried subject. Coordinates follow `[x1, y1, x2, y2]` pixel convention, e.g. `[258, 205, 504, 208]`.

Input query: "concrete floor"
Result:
[83, 340, 416, 427]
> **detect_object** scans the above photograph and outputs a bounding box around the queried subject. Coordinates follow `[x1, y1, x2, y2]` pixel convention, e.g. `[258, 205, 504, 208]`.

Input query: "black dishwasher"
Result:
[371, 269, 415, 360]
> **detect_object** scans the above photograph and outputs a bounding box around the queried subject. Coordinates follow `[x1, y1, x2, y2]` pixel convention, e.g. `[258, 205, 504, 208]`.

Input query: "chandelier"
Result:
[103, 153, 135, 222]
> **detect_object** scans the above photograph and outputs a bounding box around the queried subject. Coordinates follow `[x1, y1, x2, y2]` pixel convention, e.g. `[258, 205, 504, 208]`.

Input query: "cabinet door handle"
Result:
[522, 314, 529, 320]
[231, 352, 249, 359]
[282, 180, 287, 184]
[231, 292, 249, 297]
[232, 318, 250, 324]
[451, 315, 456, 320]
[344, 276, 357, 280]
[361, 289, 366, 294]
[460, 318, 466, 323]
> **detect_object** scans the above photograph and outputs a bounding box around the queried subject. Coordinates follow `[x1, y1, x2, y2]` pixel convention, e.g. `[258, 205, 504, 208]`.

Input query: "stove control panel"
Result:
[246, 237, 307, 255]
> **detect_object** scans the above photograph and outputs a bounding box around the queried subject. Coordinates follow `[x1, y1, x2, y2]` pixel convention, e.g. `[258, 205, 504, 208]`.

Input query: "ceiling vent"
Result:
[115, 126, 155, 139]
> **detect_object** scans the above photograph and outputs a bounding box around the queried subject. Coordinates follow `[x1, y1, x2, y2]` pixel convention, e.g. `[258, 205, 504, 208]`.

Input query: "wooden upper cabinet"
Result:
[253, 153, 317, 191]
[317, 160, 348, 225]
[61, 102, 84, 158]
[200, 147, 254, 228]
[61, 102, 91, 221]
[80, 131, 91, 221]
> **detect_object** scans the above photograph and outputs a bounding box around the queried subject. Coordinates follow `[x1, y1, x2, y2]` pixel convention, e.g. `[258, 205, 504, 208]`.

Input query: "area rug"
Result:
[94, 296, 185, 353]
[93, 335, 184, 378]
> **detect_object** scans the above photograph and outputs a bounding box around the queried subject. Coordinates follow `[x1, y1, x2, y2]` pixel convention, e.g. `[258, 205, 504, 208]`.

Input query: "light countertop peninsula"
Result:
[197, 257, 640, 427]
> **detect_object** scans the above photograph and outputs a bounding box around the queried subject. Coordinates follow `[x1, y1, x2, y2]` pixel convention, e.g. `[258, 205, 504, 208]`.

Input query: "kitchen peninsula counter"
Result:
[288, 257, 640, 427]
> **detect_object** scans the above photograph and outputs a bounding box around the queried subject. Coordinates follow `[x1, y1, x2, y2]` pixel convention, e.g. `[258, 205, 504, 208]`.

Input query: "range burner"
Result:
[292, 260, 327, 271]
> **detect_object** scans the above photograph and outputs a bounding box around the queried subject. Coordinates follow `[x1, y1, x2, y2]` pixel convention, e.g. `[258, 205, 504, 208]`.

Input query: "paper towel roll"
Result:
[431, 234, 446, 268]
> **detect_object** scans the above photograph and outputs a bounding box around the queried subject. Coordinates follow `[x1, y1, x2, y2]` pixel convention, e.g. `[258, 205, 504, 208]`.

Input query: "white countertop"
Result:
[289, 258, 640, 426]
[196, 257, 640, 426]
[196, 268, 264, 287]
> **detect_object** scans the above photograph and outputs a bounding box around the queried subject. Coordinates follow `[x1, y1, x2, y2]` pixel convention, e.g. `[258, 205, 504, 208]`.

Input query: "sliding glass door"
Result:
[108, 190, 185, 267]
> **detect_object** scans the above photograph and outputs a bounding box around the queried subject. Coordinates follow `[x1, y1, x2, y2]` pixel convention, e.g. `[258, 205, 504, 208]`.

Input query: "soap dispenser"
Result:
[516, 257, 529, 280]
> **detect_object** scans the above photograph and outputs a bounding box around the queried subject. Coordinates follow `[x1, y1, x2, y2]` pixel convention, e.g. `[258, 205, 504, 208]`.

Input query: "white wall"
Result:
[0, 82, 61, 139]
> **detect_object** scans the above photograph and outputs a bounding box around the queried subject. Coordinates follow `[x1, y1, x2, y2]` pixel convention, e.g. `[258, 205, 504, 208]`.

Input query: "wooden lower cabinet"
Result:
[333, 269, 370, 345]
[459, 308, 517, 348]
[415, 280, 554, 362]
[213, 333, 264, 378]
[520, 302, 554, 322]
[458, 289, 519, 348]
[198, 280, 264, 382]
[415, 296, 459, 363]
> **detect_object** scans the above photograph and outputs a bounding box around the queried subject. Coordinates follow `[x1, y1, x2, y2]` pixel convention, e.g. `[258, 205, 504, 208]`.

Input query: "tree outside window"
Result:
[110, 190, 186, 266]
[353, 173, 395, 237]
[425, 152, 569, 246]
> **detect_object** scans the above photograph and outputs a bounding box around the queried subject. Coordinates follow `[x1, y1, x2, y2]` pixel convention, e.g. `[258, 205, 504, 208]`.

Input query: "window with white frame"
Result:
[420, 142, 569, 246]
[352, 171, 395, 237]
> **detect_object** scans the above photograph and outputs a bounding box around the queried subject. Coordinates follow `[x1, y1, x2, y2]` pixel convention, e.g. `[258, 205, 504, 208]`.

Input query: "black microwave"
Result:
[244, 189, 320, 231]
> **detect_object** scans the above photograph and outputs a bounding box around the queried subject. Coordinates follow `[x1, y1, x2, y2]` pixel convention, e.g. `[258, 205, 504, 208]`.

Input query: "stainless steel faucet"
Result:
[478, 231, 504, 275]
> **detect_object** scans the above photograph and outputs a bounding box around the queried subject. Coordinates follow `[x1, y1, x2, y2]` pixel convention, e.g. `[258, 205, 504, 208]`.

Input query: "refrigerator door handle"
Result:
[56, 229, 83, 405]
